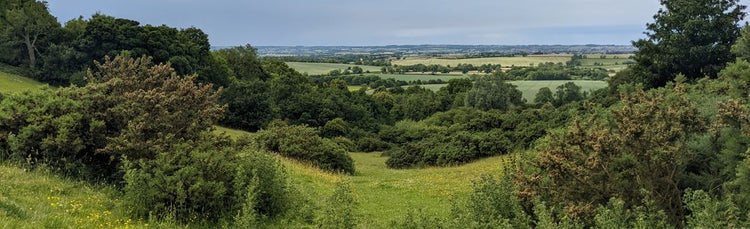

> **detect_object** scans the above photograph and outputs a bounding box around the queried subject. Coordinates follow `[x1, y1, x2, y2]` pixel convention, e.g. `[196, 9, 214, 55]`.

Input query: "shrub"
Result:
[356, 136, 390, 152]
[123, 140, 293, 223]
[0, 87, 110, 179]
[465, 175, 530, 228]
[123, 141, 239, 222]
[317, 181, 357, 229]
[256, 121, 355, 174]
[331, 136, 357, 152]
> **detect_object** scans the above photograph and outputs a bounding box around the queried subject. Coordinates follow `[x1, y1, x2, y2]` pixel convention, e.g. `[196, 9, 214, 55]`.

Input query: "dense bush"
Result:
[384, 106, 570, 168]
[355, 136, 390, 152]
[0, 87, 109, 178]
[316, 181, 357, 229]
[123, 141, 239, 222]
[123, 140, 293, 222]
[256, 121, 355, 174]
[0, 55, 224, 181]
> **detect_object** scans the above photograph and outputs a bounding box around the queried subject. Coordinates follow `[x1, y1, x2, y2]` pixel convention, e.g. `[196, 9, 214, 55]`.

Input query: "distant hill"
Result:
[254, 44, 636, 57]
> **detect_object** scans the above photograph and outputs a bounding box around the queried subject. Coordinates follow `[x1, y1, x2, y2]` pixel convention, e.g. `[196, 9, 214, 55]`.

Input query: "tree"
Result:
[351, 66, 363, 74]
[2, 0, 59, 69]
[534, 87, 554, 104]
[732, 25, 750, 61]
[465, 75, 525, 111]
[630, 0, 746, 88]
[554, 82, 584, 106]
[214, 44, 269, 81]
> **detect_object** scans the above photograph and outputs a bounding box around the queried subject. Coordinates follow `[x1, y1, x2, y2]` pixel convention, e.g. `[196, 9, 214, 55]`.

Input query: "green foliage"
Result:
[464, 175, 530, 228]
[123, 139, 294, 223]
[86, 56, 224, 162]
[733, 25, 750, 61]
[321, 118, 349, 138]
[219, 79, 272, 132]
[465, 75, 525, 111]
[553, 82, 584, 106]
[214, 44, 269, 81]
[506, 62, 608, 80]
[122, 141, 238, 222]
[355, 136, 389, 152]
[630, 0, 746, 87]
[2, 0, 60, 70]
[331, 136, 357, 152]
[683, 189, 746, 228]
[518, 83, 707, 224]
[317, 181, 357, 229]
[534, 87, 554, 104]
[256, 121, 355, 174]
[0, 55, 224, 180]
[0, 87, 108, 178]
[385, 105, 571, 168]
[391, 86, 444, 121]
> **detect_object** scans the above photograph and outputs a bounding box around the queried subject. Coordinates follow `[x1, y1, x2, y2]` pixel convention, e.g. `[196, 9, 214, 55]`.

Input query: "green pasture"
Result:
[286, 62, 382, 75]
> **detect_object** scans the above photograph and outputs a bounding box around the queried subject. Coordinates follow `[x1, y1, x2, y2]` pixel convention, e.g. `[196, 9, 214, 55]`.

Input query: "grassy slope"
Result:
[283, 153, 511, 227]
[195, 127, 512, 227]
[0, 69, 511, 227]
[0, 69, 45, 94]
[0, 165, 166, 229]
[286, 62, 382, 75]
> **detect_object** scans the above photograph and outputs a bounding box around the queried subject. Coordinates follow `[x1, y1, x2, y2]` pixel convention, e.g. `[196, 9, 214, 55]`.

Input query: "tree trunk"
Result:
[23, 34, 36, 69]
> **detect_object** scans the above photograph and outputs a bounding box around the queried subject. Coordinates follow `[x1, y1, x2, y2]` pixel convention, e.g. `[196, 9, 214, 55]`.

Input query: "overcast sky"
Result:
[45, 0, 749, 46]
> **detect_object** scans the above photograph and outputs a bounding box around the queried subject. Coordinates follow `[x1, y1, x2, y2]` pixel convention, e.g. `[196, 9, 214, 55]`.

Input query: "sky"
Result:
[45, 0, 749, 46]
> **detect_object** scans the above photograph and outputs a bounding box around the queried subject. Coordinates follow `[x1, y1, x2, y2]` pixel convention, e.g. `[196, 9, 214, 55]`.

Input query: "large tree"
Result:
[630, 0, 746, 88]
[2, 0, 59, 69]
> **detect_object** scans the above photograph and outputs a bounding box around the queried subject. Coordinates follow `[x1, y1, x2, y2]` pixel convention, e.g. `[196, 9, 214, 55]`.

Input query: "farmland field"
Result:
[392, 55, 572, 67]
[367, 73, 469, 82]
[404, 80, 608, 103]
[286, 62, 382, 75]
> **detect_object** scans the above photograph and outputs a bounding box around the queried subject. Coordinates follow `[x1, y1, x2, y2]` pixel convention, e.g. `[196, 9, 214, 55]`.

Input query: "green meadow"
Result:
[285, 62, 382, 75]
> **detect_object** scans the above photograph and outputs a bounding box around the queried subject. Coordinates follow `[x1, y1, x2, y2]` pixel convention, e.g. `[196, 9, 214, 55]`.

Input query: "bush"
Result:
[331, 136, 357, 152]
[0, 87, 110, 179]
[123, 140, 293, 223]
[123, 141, 239, 222]
[356, 136, 390, 152]
[317, 181, 357, 229]
[256, 121, 355, 174]
[385, 130, 511, 168]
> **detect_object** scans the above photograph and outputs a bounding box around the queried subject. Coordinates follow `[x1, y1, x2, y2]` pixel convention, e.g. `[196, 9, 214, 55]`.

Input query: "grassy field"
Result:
[283, 152, 511, 227]
[0, 69, 45, 94]
[286, 62, 382, 75]
[393, 55, 572, 67]
[403, 80, 608, 103]
[0, 152, 511, 228]
[0, 165, 166, 228]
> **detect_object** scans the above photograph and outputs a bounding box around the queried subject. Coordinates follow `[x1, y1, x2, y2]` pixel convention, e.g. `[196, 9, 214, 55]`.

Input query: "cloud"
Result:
[45, 0, 750, 46]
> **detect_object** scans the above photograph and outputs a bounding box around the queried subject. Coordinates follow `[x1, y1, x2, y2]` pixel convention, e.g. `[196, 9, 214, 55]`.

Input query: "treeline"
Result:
[0, 5, 225, 87]
[264, 54, 392, 66]
[382, 63, 503, 74]
[506, 62, 610, 80]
